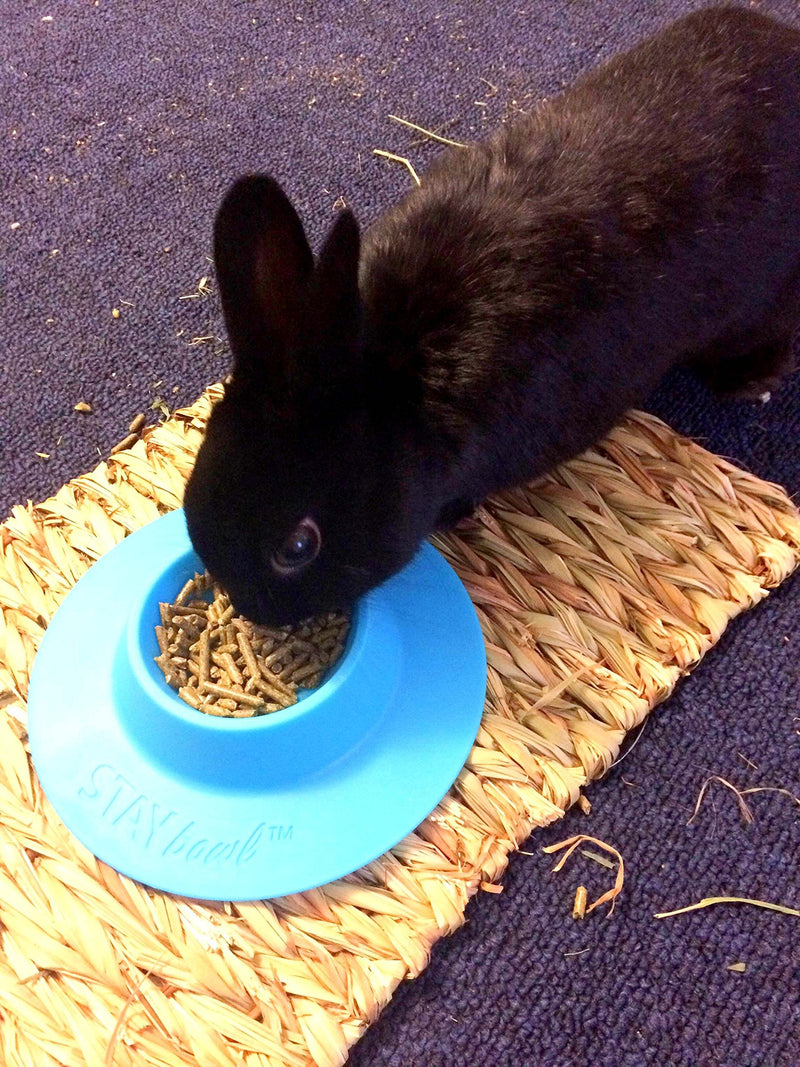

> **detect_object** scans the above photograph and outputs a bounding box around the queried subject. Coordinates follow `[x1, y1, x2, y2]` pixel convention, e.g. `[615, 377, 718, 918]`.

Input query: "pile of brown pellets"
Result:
[155, 572, 350, 717]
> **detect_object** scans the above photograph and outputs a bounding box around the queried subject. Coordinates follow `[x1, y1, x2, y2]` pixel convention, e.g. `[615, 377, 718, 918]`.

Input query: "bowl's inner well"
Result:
[117, 547, 388, 785]
[150, 567, 354, 718]
[127, 550, 362, 734]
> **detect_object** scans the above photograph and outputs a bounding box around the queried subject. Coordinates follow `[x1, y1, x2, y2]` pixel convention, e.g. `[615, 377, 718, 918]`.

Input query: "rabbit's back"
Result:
[358, 7, 800, 494]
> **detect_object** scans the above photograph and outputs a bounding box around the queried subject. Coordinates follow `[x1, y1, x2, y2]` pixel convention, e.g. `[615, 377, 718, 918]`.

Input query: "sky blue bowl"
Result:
[27, 508, 487, 901]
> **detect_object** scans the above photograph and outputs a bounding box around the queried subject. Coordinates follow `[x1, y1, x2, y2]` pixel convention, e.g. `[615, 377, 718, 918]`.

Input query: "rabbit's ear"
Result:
[213, 175, 313, 382]
[315, 207, 360, 312]
[303, 207, 363, 390]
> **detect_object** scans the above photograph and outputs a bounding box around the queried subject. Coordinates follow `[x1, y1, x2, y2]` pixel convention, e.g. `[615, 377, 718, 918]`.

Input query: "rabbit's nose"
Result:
[225, 590, 260, 623]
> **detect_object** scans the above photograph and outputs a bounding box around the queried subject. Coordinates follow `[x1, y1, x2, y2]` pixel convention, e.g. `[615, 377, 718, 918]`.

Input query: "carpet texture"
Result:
[2, 1, 799, 1065]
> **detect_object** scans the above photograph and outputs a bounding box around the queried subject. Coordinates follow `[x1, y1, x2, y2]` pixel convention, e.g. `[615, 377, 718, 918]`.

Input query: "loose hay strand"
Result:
[654, 897, 800, 920]
[543, 835, 626, 916]
[386, 114, 469, 148]
[687, 775, 800, 825]
[372, 149, 421, 185]
[0, 388, 798, 1065]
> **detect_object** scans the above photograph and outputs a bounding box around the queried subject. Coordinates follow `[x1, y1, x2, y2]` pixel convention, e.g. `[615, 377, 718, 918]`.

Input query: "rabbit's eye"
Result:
[271, 517, 321, 575]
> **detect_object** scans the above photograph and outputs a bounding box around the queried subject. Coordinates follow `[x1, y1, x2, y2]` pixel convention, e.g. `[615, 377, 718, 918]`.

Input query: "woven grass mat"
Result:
[1, 384, 799, 1067]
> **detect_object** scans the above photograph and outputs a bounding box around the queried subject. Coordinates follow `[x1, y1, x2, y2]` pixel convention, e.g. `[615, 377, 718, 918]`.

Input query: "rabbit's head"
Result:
[184, 177, 430, 624]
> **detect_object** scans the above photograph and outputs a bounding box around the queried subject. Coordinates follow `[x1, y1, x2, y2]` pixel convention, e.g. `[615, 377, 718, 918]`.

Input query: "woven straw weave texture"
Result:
[0, 385, 798, 1067]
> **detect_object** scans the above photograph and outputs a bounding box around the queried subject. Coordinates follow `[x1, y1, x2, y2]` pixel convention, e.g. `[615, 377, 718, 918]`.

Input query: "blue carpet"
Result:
[2, 2, 799, 1064]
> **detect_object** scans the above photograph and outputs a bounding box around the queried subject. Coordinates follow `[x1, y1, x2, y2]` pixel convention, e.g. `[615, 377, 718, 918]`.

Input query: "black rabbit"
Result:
[184, 5, 800, 625]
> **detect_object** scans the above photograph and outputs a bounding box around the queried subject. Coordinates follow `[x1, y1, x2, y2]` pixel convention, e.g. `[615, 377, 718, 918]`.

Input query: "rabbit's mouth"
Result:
[225, 581, 349, 629]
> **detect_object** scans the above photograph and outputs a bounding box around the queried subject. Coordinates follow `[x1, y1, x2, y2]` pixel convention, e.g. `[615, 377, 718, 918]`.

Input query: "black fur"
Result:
[184, 6, 800, 624]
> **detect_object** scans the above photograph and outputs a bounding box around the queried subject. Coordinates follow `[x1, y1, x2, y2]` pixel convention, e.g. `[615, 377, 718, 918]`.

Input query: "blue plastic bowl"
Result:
[28, 509, 487, 901]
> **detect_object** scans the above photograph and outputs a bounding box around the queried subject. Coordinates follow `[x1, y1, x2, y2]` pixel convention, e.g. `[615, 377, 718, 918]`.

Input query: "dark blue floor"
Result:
[3, 3, 799, 1064]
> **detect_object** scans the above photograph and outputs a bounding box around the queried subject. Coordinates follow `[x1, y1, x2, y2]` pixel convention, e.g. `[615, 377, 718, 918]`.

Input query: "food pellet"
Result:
[154, 572, 350, 717]
[572, 885, 588, 921]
